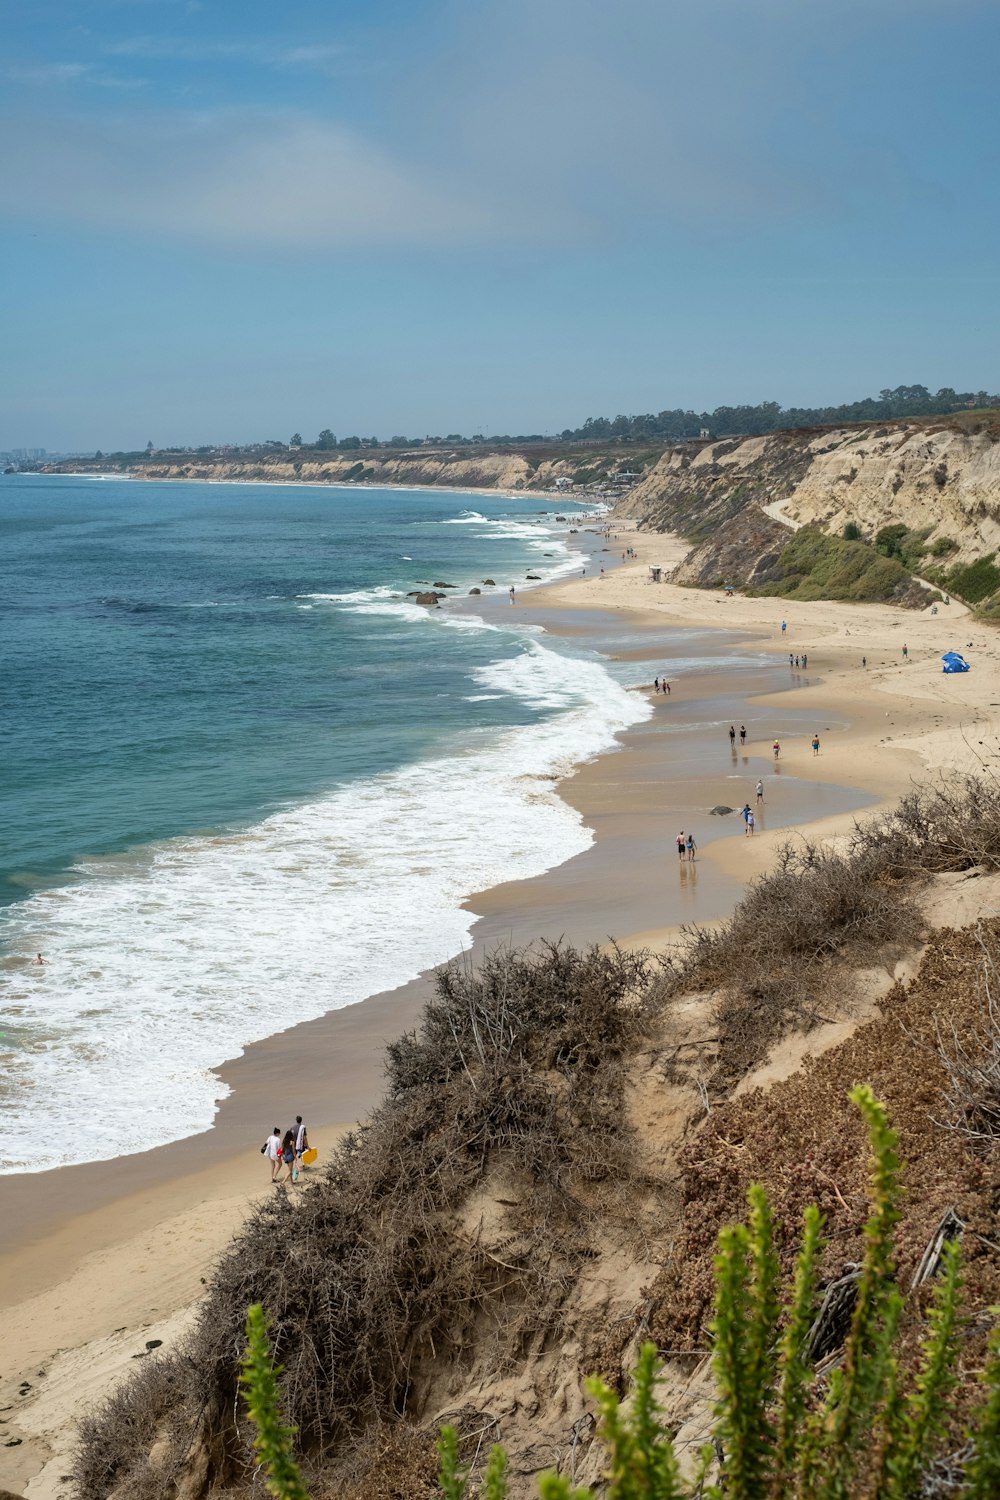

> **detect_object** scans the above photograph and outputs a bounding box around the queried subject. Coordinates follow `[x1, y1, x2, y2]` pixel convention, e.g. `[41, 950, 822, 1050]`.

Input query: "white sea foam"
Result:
[0, 641, 649, 1174]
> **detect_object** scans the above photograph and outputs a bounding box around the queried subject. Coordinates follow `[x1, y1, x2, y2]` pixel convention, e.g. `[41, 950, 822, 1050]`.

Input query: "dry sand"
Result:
[3, 522, 998, 1498]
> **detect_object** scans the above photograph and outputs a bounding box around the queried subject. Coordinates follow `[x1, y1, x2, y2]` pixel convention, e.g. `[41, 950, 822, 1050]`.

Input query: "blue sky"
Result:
[2, 0, 998, 450]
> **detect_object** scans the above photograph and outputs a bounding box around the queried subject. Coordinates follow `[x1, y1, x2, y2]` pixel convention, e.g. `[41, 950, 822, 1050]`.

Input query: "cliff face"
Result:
[139, 451, 545, 490]
[62, 449, 633, 494]
[616, 419, 1000, 563]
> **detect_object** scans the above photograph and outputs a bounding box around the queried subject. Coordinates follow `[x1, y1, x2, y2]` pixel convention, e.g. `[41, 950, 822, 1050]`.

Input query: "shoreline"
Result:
[3, 523, 996, 1496]
[36, 470, 598, 504]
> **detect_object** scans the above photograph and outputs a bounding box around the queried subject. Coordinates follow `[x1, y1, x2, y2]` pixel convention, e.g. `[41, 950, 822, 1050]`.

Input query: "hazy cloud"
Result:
[5, 61, 146, 90]
[0, 109, 493, 248]
[106, 35, 344, 73]
[1, 0, 977, 252]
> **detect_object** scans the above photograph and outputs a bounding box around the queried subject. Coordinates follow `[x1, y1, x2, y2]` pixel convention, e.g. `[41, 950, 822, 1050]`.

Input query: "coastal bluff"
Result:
[612, 412, 1000, 608]
[54, 449, 586, 493]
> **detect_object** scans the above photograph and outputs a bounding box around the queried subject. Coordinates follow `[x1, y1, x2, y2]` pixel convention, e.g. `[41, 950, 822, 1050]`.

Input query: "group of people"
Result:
[788, 653, 808, 668]
[262, 1115, 310, 1185]
[653, 677, 671, 695]
[675, 830, 697, 861]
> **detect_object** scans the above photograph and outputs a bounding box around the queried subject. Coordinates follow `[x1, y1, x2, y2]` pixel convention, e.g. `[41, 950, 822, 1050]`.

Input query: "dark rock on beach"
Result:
[525, 573, 541, 580]
[432, 581, 456, 589]
[414, 592, 442, 607]
[468, 587, 481, 595]
[482, 578, 496, 585]
[710, 805, 735, 816]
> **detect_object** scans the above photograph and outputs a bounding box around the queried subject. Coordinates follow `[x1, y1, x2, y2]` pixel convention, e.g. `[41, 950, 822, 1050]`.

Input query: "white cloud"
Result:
[5, 61, 145, 90]
[106, 35, 344, 73]
[0, 109, 494, 249]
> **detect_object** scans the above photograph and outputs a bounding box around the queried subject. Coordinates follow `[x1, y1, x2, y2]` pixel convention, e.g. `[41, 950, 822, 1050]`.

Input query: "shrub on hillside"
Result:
[243, 1091, 1000, 1500]
[749, 526, 924, 604]
[74, 943, 655, 1500]
[661, 775, 1000, 1079]
[938, 554, 1000, 605]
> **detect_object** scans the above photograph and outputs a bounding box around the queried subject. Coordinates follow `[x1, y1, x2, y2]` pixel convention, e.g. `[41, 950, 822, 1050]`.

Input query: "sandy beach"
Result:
[3, 521, 998, 1498]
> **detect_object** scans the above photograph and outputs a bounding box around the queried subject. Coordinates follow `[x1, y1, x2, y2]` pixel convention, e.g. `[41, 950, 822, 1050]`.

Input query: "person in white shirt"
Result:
[262, 1126, 282, 1182]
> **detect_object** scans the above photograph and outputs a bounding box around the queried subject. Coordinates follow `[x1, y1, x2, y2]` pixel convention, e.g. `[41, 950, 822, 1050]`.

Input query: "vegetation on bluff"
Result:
[75, 777, 1000, 1499]
[748, 526, 924, 605]
[243, 1090, 1000, 1499]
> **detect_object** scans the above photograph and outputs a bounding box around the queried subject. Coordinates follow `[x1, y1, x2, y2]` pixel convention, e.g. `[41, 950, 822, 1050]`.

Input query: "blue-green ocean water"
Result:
[1, 474, 650, 1171]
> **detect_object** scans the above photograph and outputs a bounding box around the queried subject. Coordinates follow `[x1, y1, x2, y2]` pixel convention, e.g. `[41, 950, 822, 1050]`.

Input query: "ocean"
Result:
[1, 473, 659, 1173]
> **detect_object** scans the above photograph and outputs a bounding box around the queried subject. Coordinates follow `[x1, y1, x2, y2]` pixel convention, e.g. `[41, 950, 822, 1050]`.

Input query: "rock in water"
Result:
[468, 587, 481, 595]
[709, 805, 735, 816]
[414, 592, 441, 607]
[482, 578, 496, 585]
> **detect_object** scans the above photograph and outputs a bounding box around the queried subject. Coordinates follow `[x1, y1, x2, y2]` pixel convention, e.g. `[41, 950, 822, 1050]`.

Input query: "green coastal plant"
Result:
[240, 1088, 1000, 1500]
[750, 526, 919, 603]
[240, 1305, 310, 1500]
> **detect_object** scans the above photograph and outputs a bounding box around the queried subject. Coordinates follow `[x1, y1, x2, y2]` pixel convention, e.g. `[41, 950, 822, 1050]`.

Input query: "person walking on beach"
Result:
[811, 733, 821, 756]
[756, 778, 764, 804]
[294, 1115, 309, 1165]
[508, 585, 515, 604]
[262, 1126, 282, 1183]
[801, 653, 808, 669]
[781, 620, 787, 635]
[676, 830, 686, 861]
[862, 655, 867, 669]
[902, 642, 908, 659]
[729, 723, 736, 748]
[277, 1128, 297, 1185]
[773, 740, 781, 760]
[746, 810, 755, 837]
[741, 803, 752, 827]
[686, 832, 697, 862]
[739, 724, 746, 746]
[664, 679, 670, 695]
[654, 677, 660, 692]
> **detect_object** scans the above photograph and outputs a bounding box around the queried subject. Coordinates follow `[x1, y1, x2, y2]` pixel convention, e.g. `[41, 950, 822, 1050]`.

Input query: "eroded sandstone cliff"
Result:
[616, 416, 1000, 564]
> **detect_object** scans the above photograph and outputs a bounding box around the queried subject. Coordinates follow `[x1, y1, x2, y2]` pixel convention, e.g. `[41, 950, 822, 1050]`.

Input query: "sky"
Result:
[1, 0, 998, 451]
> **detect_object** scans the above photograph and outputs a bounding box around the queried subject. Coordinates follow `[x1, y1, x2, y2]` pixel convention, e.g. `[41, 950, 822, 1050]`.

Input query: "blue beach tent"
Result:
[942, 651, 970, 673]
